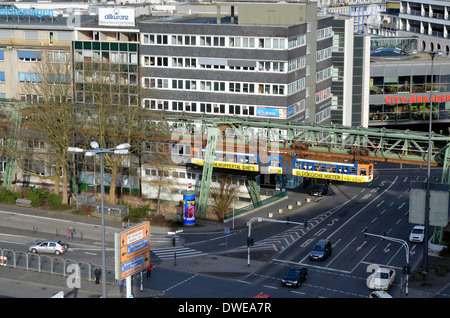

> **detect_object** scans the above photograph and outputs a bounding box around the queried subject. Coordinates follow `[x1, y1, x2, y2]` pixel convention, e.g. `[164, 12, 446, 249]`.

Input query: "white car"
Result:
[367, 267, 396, 290]
[409, 225, 425, 243]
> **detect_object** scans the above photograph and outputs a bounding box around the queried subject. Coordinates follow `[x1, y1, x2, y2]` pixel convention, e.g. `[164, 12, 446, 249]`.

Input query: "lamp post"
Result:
[413, 50, 442, 272]
[168, 230, 183, 266]
[68, 141, 130, 298]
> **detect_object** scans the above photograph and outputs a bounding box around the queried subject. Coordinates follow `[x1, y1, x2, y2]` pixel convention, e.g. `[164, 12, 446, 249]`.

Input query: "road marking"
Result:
[326, 176, 398, 241]
[263, 285, 278, 290]
[163, 274, 198, 293]
[291, 290, 305, 295]
[356, 241, 367, 252]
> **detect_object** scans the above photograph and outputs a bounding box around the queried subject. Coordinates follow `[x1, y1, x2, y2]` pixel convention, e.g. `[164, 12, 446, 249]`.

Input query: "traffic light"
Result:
[402, 264, 411, 275]
[304, 220, 308, 229]
[364, 228, 368, 238]
[172, 237, 176, 247]
[247, 237, 254, 247]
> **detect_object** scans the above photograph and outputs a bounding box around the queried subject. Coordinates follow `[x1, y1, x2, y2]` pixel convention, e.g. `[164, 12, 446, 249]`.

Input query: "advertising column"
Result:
[182, 190, 197, 225]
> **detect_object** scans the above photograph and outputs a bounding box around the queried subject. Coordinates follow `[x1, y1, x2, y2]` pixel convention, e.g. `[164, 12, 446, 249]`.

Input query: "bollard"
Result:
[297, 201, 302, 206]
[278, 209, 283, 213]
[268, 213, 273, 218]
[287, 205, 293, 210]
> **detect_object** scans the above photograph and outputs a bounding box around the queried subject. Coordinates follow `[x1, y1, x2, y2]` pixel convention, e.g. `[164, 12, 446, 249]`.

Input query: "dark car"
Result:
[309, 239, 332, 261]
[281, 266, 307, 287]
[309, 184, 328, 196]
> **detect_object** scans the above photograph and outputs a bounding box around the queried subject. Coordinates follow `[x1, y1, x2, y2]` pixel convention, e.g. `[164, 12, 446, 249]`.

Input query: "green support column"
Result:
[197, 126, 219, 218]
[4, 106, 21, 190]
[442, 145, 450, 186]
[246, 173, 261, 207]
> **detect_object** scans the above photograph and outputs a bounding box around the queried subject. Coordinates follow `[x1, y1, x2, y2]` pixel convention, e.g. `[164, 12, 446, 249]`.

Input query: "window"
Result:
[18, 50, 42, 62]
[19, 72, 42, 83]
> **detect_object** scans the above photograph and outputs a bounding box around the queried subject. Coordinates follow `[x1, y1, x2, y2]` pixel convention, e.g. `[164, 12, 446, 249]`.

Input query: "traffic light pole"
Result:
[247, 217, 307, 267]
[364, 229, 410, 296]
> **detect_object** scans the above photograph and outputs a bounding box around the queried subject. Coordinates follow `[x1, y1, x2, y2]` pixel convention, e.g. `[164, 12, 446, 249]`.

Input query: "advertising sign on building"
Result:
[99, 7, 135, 27]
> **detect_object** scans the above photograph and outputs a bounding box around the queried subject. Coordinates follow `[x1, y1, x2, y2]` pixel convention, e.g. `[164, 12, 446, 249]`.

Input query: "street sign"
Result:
[115, 221, 150, 280]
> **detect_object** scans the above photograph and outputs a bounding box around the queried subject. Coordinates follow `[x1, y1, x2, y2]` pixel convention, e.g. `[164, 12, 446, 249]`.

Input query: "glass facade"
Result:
[369, 73, 450, 123]
[73, 40, 139, 107]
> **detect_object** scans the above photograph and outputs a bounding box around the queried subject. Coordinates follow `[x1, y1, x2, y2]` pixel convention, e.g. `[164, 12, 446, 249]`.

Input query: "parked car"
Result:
[409, 225, 425, 243]
[367, 267, 396, 290]
[29, 240, 68, 255]
[281, 266, 308, 287]
[309, 239, 332, 261]
[309, 184, 328, 196]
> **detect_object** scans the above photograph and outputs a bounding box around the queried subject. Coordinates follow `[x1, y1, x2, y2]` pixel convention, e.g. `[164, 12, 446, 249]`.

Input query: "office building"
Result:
[139, 1, 334, 124]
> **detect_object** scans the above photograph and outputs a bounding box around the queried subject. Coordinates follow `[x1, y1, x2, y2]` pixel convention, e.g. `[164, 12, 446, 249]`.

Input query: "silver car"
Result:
[29, 240, 68, 255]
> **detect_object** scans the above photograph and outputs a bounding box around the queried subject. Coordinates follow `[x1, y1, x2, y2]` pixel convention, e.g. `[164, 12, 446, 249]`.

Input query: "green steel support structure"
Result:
[197, 126, 219, 218]
[4, 106, 21, 190]
[170, 117, 450, 217]
[2, 108, 450, 219]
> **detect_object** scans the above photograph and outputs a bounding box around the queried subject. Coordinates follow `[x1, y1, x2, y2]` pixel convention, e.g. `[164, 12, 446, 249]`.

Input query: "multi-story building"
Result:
[369, 49, 450, 133]
[397, 0, 450, 54]
[0, 2, 333, 212]
[0, 10, 73, 102]
[331, 14, 371, 127]
[326, 0, 386, 34]
[0, 10, 75, 187]
[139, 1, 334, 124]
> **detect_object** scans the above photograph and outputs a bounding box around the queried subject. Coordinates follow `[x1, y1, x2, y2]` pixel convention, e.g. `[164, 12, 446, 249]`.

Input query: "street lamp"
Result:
[413, 49, 442, 272]
[68, 141, 130, 298]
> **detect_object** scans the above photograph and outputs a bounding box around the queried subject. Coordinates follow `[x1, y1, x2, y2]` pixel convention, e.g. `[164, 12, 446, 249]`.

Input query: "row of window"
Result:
[143, 167, 246, 186]
[142, 77, 304, 96]
[74, 50, 138, 65]
[17, 72, 71, 84]
[141, 55, 307, 73]
[0, 50, 70, 63]
[142, 98, 306, 118]
[141, 33, 307, 50]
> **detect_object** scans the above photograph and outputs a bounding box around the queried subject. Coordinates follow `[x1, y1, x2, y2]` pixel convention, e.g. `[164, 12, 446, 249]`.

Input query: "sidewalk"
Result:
[399, 255, 450, 298]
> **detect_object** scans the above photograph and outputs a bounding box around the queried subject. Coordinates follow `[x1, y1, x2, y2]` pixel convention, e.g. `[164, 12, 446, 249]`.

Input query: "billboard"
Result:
[99, 8, 135, 27]
[115, 221, 150, 280]
[409, 185, 449, 226]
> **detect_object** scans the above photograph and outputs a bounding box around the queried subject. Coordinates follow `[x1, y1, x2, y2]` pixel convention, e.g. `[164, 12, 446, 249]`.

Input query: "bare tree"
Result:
[79, 61, 145, 204]
[210, 176, 240, 221]
[18, 50, 76, 204]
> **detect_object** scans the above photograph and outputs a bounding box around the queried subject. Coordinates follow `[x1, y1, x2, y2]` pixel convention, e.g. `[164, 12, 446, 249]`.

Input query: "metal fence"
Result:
[223, 190, 287, 221]
[0, 248, 116, 285]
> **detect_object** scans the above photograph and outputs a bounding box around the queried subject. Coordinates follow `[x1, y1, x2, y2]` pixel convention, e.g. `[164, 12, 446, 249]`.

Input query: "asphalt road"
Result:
[0, 162, 447, 299]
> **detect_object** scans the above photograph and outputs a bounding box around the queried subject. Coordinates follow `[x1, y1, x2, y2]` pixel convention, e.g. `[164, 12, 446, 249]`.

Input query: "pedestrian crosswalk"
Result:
[233, 209, 337, 253]
[151, 246, 207, 260]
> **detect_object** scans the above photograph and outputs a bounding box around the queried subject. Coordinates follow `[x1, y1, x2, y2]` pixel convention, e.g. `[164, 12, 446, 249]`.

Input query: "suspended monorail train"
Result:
[191, 147, 373, 183]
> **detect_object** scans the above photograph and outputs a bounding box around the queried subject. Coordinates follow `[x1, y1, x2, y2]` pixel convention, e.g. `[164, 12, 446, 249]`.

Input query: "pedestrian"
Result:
[146, 263, 152, 278]
[117, 279, 124, 293]
[94, 267, 101, 284]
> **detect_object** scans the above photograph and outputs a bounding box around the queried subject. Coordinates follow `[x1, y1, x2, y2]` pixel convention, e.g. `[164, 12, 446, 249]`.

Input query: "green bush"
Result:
[0, 188, 16, 205]
[123, 205, 153, 222]
[27, 187, 50, 201]
[47, 193, 62, 206]
[31, 199, 43, 208]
